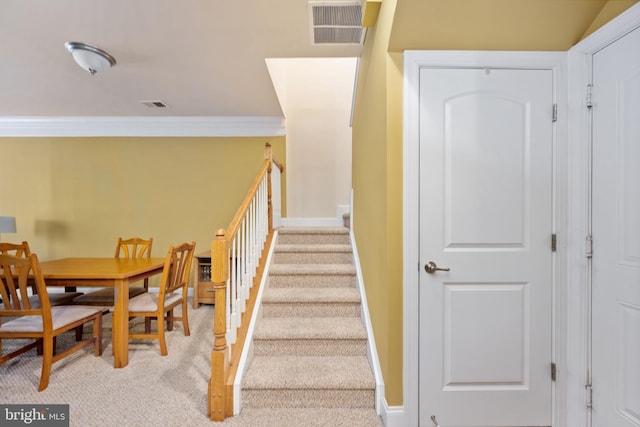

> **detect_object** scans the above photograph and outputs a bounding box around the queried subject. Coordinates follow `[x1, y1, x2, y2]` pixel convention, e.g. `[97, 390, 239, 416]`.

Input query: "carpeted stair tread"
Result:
[273, 244, 353, 264]
[263, 287, 360, 303]
[253, 317, 367, 340]
[277, 227, 349, 235]
[240, 226, 378, 414]
[222, 408, 383, 426]
[243, 355, 375, 390]
[275, 244, 352, 253]
[277, 227, 351, 245]
[269, 264, 356, 275]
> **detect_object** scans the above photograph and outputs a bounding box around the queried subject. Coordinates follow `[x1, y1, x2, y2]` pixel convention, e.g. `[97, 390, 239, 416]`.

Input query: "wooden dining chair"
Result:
[128, 241, 195, 356]
[0, 241, 83, 307]
[0, 253, 103, 391]
[73, 237, 153, 306]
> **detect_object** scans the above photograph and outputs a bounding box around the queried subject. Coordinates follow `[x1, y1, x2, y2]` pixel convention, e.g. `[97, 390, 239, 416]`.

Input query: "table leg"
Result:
[112, 279, 129, 368]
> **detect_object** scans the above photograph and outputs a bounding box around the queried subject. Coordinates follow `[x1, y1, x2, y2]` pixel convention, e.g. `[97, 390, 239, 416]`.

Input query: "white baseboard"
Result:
[234, 230, 278, 414]
[273, 213, 283, 228]
[350, 230, 385, 416]
[381, 399, 405, 427]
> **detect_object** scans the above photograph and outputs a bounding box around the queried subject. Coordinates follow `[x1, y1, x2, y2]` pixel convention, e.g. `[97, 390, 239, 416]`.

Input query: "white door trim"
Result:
[403, 50, 566, 427]
[566, 4, 640, 427]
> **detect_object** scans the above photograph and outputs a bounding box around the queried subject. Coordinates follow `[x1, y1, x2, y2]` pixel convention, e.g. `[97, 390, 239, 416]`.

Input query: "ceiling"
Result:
[0, 0, 636, 120]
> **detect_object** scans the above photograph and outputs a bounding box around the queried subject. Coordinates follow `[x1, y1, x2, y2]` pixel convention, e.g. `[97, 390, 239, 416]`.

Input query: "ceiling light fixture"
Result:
[64, 41, 116, 75]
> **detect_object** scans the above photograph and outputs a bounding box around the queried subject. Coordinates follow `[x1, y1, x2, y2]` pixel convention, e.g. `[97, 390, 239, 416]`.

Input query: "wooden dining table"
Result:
[38, 257, 166, 368]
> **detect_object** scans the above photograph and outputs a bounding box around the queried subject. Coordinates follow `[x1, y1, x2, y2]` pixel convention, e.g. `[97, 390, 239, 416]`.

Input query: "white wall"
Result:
[267, 57, 356, 223]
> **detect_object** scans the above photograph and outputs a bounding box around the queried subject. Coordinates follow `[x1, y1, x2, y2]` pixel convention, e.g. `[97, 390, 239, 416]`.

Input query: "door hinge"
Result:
[551, 234, 557, 252]
[586, 235, 593, 258]
[586, 383, 593, 408]
[552, 103, 558, 122]
[586, 84, 593, 109]
[551, 363, 557, 381]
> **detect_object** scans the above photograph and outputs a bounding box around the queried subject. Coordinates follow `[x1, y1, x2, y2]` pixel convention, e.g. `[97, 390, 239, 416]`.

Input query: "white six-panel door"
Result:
[418, 67, 554, 426]
[591, 25, 640, 427]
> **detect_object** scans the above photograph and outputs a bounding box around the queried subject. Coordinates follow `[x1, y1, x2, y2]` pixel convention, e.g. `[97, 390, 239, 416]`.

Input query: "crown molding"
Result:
[0, 116, 286, 137]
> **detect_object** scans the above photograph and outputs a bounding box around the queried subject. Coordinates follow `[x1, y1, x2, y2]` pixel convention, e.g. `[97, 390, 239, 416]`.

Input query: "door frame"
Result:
[403, 51, 567, 426]
[566, 4, 640, 427]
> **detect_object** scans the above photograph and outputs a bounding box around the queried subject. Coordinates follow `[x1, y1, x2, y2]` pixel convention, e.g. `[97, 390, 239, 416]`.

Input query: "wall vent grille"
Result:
[139, 100, 168, 108]
[309, 1, 364, 45]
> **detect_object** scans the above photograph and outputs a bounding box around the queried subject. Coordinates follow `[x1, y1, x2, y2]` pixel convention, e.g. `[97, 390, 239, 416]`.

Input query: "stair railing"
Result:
[209, 142, 281, 421]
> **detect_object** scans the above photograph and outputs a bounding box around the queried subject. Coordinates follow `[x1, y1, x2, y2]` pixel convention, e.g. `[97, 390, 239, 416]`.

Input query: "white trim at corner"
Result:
[0, 116, 286, 137]
[381, 400, 406, 427]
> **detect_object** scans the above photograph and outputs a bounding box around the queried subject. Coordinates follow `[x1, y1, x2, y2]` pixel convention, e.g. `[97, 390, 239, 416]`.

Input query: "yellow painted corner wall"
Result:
[0, 136, 286, 287]
[352, 0, 403, 406]
[581, 0, 639, 39]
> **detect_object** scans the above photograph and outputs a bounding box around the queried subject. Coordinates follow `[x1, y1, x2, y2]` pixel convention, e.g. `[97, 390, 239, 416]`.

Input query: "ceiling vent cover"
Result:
[139, 100, 168, 108]
[308, 1, 364, 45]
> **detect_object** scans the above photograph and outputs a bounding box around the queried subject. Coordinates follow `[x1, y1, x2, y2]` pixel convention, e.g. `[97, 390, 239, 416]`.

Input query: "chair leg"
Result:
[93, 315, 103, 356]
[75, 325, 84, 341]
[37, 337, 57, 355]
[38, 336, 54, 391]
[145, 317, 152, 334]
[182, 300, 190, 336]
[157, 315, 167, 356]
[166, 309, 174, 331]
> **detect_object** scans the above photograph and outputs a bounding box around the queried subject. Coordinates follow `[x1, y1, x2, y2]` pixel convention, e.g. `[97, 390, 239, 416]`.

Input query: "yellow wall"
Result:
[352, 0, 637, 409]
[0, 136, 286, 284]
[581, 0, 638, 39]
[352, 0, 403, 405]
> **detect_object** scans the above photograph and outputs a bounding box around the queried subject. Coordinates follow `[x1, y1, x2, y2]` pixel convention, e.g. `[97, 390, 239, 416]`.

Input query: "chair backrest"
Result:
[115, 237, 153, 259]
[0, 241, 32, 258]
[159, 242, 196, 298]
[0, 253, 50, 317]
[0, 241, 35, 294]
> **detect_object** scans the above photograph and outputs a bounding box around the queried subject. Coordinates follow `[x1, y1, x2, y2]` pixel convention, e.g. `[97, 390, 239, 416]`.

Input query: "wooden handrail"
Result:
[208, 142, 281, 421]
[226, 159, 270, 239]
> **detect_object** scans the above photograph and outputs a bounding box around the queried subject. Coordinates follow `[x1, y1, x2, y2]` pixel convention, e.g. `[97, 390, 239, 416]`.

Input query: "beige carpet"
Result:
[1, 302, 217, 426]
[240, 227, 382, 426]
[1, 227, 383, 426]
[1, 305, 382, 426]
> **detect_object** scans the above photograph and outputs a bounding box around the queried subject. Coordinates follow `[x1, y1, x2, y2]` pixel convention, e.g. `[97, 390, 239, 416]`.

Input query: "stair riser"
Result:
[273, 252, 353, 264]
[268, 275, 356, 288]
[242, 227, 377, 414]
[277, 234, 350, 245]
[253, 339, 367, 357]
[262, 303, 361, 318]
[242, 389, 375, 409]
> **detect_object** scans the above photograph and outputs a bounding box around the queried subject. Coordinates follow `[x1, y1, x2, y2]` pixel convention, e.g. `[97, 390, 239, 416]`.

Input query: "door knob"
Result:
[425, 261, 450, 274]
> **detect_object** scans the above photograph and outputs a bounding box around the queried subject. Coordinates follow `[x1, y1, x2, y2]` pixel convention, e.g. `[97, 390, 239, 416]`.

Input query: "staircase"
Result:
[238, 227, 382, 426]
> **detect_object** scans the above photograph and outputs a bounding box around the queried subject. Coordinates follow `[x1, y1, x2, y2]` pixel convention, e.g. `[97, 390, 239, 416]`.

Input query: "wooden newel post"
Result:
[264, 142, 273, 231]
[209, 229, 229, 421]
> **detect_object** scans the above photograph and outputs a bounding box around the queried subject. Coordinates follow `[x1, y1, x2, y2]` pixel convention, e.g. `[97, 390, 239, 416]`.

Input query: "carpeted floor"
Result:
[1, 301, 217, 426]
[1, 298, 383, 426]
[2, 228, 384, 426]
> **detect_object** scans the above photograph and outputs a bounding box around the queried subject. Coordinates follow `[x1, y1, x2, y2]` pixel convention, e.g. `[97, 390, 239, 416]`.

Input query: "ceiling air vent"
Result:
[308, 1, 365, 45]
[139, 100, 168, 108]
